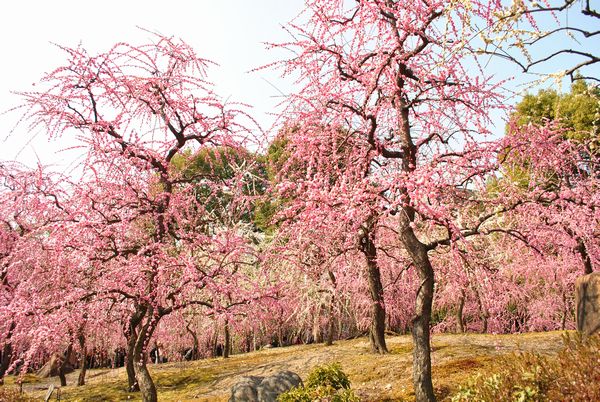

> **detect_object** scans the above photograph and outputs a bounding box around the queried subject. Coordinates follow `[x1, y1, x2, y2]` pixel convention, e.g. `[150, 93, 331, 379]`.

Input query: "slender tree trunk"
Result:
[326, 270, 337, 346]
[312, 304, 323, 344]
[561, 289, 569, 331]
[224, 321, 231, 358]
[126, 340, 139, 392]
[133, 347, 157, 402]
[564, 227, 594, 275]
[152, 342, 160, 364]
[394, 82, 436, 400]
[133, 312, 159, 402]
[58, 344, 73, 387]
[185, 323, 199, 360]
[77, 332, 87, 386]
[456, 289, 465, 333]
[0, 321, 15, 385]
[0, 342, 12, 386]
[326, 294, 336, 346]
[125, 317, 141, 392]
[472, 284, 488, 333]
[399, 216, 436, 402]
[576, 237, 593, 275]
[359, 219, 388, 354]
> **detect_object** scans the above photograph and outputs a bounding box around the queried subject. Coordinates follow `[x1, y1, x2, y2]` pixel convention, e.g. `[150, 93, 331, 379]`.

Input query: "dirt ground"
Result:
[11, 331, 566, 401]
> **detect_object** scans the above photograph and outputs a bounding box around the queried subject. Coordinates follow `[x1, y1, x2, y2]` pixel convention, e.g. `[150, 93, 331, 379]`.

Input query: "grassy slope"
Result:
[6, 331, 566, 401]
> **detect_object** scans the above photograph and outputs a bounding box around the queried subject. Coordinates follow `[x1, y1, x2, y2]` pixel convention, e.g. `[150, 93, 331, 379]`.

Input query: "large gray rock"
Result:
[229, 371, 302, 402]
[576, 272, 600, 336]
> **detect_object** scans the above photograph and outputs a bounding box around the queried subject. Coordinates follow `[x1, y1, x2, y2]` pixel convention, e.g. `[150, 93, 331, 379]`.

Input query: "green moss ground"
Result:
[3, 331, 566, 401]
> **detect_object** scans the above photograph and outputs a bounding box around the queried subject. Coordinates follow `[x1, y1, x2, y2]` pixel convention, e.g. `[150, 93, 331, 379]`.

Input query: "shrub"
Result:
[278, 363, 359, 402]
[306, 362, 352, 390]
[451, 333, 600, 402]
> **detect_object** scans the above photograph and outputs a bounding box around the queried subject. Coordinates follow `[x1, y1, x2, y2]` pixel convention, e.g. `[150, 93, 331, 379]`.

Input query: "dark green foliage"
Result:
[512, 79, 600, 147]
[496, 79, 600, 192]
[278, 363, 359, 402]
[451, 333, 600, 402]
[171, 146, 268, 230]
[305, 362, 352, 390]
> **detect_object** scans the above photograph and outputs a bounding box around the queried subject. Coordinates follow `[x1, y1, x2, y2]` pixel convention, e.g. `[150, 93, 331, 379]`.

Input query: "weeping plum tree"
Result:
[270, 1, 515, 400]
[0, 163, 69, 384]
[17, 33, 268, 402]
[270, 124, 391, 353]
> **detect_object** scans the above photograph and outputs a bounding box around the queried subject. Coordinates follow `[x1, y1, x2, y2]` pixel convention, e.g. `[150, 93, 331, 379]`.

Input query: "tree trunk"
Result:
[77, 332, 87, 386]
[456, 289, 465, 333]
[312, 304, 323, 344]
[564, 227, 594, 275]
[561, 289, 569, 331]
[399, 216, 436, 402]
[325, 270, 337, 346]
[0, 342, 11, 386]
[326, 294, 336, 346]
[224, 321, 231, 359]
[133, 313, 159, 402]
[58, 344, 73, 387]
[125, 324, 140, 392]
[133, 348, 157, 402]
[152, 342, 160, 364]
[0, 321, 15, 385]
[212, 320, 219, 357]
[472, 283, 488, 333]
[359, 219, 388, 354]
[185, 323, 199, 360]
[576, 237, 593, 275]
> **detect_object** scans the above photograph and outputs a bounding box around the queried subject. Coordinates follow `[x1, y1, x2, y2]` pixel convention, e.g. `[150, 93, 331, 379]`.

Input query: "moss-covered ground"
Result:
[3, 331, 566, 401]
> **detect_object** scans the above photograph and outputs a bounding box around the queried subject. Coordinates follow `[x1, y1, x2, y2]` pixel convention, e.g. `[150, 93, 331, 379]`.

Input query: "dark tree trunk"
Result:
[576, 237, 593, 275]
[211, 320, 219, 357]
[58, 344, 73, 387]
[224, 321, 231, 359]
[152, 342, 160, 364]
[359, 218, 388, 354]
[185, 323, 199, 360]
[132, 310, 159, 402]
[126, 341, 139, 392]
[325, 270, 337, 346]
[561, 290, 569, 331]
[0, 321, 15, 385]
[456, 289, 465, 333]
[312, 304, 323, 344]
[472, 284, 488, 333]
[133, 348, 157, 402]
[125, 316, 141, 392]
[0, 342, 12, 386]
[77, 332, 87, 386]
[399, 215, 436, 402]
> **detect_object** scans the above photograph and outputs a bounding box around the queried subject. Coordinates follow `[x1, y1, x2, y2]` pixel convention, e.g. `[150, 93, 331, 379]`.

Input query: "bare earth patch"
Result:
[10, 331, 566, 401]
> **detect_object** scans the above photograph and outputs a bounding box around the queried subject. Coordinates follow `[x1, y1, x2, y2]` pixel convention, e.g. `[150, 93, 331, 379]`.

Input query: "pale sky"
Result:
[0, 1, 304, 169]
[0, 1, 596, 171]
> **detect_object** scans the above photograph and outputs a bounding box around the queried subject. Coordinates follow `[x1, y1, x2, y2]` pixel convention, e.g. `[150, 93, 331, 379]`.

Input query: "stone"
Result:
[229, 376, 262, 402]
[229, 371, 303, 402]
[576, 272, 600, 336]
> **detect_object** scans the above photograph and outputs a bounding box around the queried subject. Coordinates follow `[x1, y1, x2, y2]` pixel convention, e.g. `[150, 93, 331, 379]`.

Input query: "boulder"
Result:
[230, 376, 263, 401]
[576, 272, 600, 336]
[229, 371, 302, 402]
